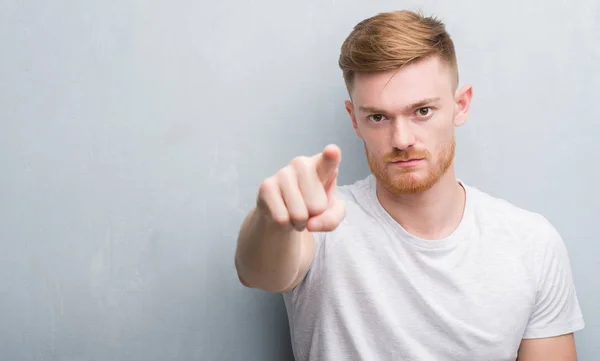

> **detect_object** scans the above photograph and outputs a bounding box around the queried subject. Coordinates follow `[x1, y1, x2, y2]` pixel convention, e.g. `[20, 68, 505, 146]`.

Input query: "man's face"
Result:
[345, 56, 472, 195]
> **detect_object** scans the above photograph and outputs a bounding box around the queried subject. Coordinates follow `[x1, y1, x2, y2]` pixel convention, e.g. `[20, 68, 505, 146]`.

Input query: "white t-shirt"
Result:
[283, 174, 585, 361]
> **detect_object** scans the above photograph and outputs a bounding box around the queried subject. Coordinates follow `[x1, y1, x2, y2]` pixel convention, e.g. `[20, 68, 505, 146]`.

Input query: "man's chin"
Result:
[379, 173, 438, 195]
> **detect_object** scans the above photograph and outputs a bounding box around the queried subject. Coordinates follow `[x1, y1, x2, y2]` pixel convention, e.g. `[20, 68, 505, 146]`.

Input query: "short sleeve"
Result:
[522, 220, 585, 339]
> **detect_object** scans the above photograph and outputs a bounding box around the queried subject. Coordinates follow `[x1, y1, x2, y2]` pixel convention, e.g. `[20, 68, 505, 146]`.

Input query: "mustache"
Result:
[383, 149, 430, 162]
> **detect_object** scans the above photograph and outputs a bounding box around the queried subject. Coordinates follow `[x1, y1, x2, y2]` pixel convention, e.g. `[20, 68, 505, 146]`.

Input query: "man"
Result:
[234, 10, 585, 361]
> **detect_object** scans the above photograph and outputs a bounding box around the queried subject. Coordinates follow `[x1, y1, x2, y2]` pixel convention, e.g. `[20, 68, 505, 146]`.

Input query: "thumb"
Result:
[315, 144, 341, 184]
[306, 197, 346, 232]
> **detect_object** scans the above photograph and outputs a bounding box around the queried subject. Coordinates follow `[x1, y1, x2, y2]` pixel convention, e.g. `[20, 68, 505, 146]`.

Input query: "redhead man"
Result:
[235, 10, 584, 361]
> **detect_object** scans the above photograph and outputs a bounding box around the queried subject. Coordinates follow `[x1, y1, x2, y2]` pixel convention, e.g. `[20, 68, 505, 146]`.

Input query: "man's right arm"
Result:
[234, 145, 345, 293]
[234, 208, 316, 293]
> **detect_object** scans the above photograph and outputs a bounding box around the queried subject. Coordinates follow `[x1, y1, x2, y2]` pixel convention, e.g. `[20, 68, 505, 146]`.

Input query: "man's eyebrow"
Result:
[358, 105, 387, 114]
[358, 98, 441, 114]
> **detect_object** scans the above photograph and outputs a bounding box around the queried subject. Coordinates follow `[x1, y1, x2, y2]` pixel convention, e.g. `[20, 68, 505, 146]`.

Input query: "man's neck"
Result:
[375, 169, 466, 240]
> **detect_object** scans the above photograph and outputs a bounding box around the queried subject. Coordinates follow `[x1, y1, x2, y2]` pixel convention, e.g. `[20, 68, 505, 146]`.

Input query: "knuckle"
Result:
[288, 208, 309, 224]
[257, 178, 277, 207]
[271, 212, 290, 226]
[259, 177, 276, 194]
[290, 156, 311, 173]
[256, 178, 279, 213]
[306, 196, 328, 215]
[277, 165, 296, 183]
[290, 156, 309, 167]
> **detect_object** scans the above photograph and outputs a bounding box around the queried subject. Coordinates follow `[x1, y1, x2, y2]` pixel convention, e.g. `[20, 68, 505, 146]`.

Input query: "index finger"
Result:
[315, 144, 341, 184]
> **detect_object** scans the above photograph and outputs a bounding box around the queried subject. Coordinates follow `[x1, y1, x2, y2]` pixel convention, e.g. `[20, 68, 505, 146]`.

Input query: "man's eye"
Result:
[368, 114, 385, 122]
[416, 107, 432, 117]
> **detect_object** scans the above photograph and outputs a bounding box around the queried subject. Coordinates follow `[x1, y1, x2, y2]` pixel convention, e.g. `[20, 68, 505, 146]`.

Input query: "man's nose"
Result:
[391, 120, 416, 150]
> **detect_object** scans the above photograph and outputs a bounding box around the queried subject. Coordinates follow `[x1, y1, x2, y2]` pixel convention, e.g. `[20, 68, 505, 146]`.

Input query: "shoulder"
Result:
[333, 175, 380, 225]
[309, 175, 377, 245]
[336, 174, 372, 203]
[465, 182, 561, 247]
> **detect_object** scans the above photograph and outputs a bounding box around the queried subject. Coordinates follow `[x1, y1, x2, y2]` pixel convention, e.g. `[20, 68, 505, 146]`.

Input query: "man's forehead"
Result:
[350, 57, 455, 104]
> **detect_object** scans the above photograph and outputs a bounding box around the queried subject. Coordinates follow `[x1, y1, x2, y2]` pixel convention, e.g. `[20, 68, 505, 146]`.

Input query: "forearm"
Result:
[235, 207, 307, 293]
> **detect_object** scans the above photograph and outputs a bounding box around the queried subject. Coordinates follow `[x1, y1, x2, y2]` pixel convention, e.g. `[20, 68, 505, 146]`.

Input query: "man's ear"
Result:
[453, 84, 473, 127]
[345, 100, 362, 138]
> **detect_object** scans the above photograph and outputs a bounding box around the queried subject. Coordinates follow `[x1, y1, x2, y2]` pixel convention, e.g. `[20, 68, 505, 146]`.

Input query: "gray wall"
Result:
[0, 0, 597, 360]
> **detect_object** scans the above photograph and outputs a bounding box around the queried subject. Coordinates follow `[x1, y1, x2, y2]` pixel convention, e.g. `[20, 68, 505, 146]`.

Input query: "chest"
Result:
[309, 225, 536, 360]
